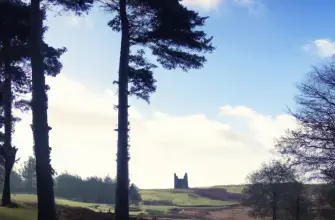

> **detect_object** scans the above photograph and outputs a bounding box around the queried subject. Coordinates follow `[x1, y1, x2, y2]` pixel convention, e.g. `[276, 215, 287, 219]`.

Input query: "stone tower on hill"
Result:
[174, 173, 189, 189]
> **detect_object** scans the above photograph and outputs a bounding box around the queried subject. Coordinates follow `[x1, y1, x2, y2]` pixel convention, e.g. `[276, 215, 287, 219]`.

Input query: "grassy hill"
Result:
[140, 188, 238, 206]
[0, 186, 245, 220]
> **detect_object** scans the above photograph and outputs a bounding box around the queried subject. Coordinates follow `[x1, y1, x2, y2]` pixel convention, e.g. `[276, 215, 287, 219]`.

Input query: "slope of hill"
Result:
[0, 186, 245, 220]
[140, 187, 244, 207]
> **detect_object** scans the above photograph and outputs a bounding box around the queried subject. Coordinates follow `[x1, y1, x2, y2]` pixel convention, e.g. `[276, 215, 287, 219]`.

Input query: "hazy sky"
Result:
[11, 0, 335, 189]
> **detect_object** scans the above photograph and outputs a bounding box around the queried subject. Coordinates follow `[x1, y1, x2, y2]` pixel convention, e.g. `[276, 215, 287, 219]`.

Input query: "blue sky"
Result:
[43, 0, 333, 117]
[13, 0, 335, 188]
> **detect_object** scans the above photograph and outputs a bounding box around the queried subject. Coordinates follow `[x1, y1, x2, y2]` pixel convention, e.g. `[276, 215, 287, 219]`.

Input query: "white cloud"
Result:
[182, 0, 223, 11]
[181, 0, 266, 14]
[13, 75, 296, 189]
[303, 39, 335, 58]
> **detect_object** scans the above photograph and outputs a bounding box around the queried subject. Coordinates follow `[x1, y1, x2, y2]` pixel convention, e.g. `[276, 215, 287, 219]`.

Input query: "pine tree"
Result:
[0, 0, 66, 206]
[28, 0, 94, 219]
[102, 0, 214, 219]
[0, 1, 30, 206]
[21, 156, 37, 193]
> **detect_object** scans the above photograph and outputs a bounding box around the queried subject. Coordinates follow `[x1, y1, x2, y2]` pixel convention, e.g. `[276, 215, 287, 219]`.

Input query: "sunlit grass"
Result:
[11, 194, 112, 212]
[0, 186, 241, 220]
[140, 189, 237, 206]
[210, 185, 246, 194]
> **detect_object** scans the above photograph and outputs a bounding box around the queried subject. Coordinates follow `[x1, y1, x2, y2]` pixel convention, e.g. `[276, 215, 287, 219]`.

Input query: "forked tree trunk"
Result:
[29, 0, 57, 219]
[115, 0, 130, 219]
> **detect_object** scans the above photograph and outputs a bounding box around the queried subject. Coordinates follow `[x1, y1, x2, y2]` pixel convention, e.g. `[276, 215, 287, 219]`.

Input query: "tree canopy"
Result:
[243, 161, 299, 220]
[102, 0, 215, 219]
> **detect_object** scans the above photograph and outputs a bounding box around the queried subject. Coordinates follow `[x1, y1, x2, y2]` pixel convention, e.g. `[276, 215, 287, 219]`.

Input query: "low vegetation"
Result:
[0, 186, 242, 220]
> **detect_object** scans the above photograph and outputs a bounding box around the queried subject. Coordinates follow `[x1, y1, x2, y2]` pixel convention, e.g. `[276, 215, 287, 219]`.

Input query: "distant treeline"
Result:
[0, 156, 141, 205]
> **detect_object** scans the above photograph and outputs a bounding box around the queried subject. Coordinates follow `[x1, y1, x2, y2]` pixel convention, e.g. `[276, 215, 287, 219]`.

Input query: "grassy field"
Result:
[9, 194, 112, 212]
[0, 186, 242, 220]
[210, 185, 246, 194]
[0, 204, 37, 220]
[140, 189, 237, 206]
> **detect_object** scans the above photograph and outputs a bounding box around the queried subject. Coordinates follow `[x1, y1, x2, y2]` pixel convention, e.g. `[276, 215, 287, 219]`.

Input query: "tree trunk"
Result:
[295, 195, 300, 220]
[272, 191, 277, 220]
[1, 38, 14, 207]
[29, 0, 57, 219]
[115, 0, 130, 219]
[1, 169, 11, 206]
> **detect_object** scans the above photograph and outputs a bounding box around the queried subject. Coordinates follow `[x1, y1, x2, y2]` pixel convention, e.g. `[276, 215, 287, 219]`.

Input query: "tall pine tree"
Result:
[0, 0, 66, 206]
[102, 0, 214, 219]
[28, 0, 93, 219]
[0, 1, 30, 206]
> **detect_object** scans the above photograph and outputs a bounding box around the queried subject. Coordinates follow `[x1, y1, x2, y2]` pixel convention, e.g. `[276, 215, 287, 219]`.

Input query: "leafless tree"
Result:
[276, 56, 335, 183]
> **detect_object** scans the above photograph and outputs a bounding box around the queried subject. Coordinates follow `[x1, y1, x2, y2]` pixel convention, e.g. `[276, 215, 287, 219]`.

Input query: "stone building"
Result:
[174, 173, 189, 189]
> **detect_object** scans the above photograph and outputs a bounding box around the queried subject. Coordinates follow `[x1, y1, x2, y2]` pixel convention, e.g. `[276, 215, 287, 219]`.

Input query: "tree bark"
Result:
[1, 38, 14, 207]
[272, 191, 277, 220]
[295, 194, 300, 220]
[1, 169, 11, 206]
[29, 0, 57, 219]
[115, 0, 130, 219]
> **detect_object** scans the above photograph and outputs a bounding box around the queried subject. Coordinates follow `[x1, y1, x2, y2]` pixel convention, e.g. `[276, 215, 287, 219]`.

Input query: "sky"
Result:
[11, 0, 335, 189]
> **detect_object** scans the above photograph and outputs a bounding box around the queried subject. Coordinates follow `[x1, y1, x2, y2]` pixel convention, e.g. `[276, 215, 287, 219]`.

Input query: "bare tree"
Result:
[276, 56, 335, 182]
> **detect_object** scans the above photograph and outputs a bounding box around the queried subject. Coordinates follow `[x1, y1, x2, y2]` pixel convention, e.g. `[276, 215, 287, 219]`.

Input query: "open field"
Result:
[0, 204, 37, 220]
[210, 185, 246, 194]
[140, 188, 239, 206]
[0, 186, 246, 219]
[0, 204, 256, 220]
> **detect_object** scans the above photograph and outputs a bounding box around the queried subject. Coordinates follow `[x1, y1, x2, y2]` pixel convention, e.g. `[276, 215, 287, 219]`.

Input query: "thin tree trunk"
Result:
[29, 1, 57, 219]
[272, 191, 277, 220]
[1, 38, 14, 207]
[115, 0, 130, 219]
[295, 194, 300, 220]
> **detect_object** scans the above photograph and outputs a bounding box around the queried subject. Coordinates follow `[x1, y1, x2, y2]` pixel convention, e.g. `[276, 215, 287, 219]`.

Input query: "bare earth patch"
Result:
[206, 206, 255, 220]
[193, 188, 245, 202]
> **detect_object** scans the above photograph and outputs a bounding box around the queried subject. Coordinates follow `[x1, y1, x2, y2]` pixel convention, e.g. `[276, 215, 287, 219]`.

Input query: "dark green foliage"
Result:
[129, 183, 142, 205]
[105, 0, 214, 102]
[0, 169, 24, 194]
[20, 156, 37, 193]
[52, 173, 117, 204]
[0, 0, 66, 207]
[243, 161, 300, 220]
[27, 0, 94, 216]
[0, 165, 132, 205]
[102, 1, 214, 219]
[28, 0, 93, 218]
[49, 0, 95, 15]
[128, 50, 157, 102]
[0, 0, 28, 206]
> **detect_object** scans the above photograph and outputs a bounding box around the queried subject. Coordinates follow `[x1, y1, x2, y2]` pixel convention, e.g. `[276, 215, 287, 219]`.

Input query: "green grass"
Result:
[0, 186, 242, 220]
[0, 205, 37, 220]
[11, 194, 112, 212]
[140, 189, 237, 206]
[210, 185, 246, 194]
